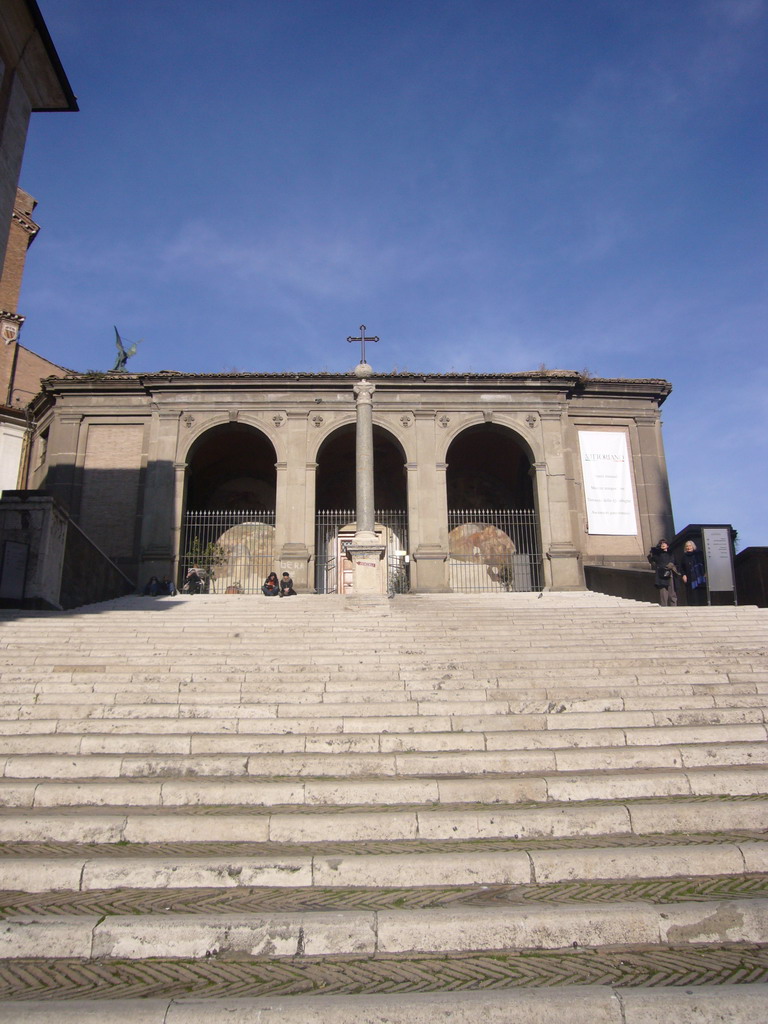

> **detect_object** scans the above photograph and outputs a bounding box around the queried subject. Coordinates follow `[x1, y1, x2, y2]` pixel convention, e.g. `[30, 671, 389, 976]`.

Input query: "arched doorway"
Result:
[314, 424, 409, 594]
[181, 424, 277, 593]
[446, 423, 542, 592]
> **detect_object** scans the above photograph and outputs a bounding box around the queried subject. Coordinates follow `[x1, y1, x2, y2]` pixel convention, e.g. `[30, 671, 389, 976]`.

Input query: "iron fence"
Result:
[315, 509, 410, 595]
[447, 508, 542, 592]
[180, 510, 276, 594]
[180, 507, 540, 595]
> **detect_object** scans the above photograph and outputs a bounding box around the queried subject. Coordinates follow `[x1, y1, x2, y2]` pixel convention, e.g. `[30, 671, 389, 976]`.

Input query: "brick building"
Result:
[0, 2, 76, 493]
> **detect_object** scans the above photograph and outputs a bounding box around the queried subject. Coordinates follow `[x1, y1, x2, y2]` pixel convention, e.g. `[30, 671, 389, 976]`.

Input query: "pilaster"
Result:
[139, 411, 180, 578]
[634, 412, 674, 548]
[409, 411, 449, 592]
[275, 411, 312, 590]
[538, 408, 584, 590]
[44, 412, 82, 514]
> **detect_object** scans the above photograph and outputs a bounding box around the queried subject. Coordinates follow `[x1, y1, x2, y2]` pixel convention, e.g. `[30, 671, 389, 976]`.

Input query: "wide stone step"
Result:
[1, 796, 765, 843]
[3, 739, 768, 780]
[5, 683, 767, 707]
[2, 709, 764, 740]
[5, 679, 763, 701]
[0, 596, 764, 1016]
[3, 837, 767, 892]
[1, 713, 766, 748]
[3, 698, 766, 726]
[4, 897, 768, 960]
[4, 764, 768, 809]
[1, 720, 765, 755]
[5, 987, 768, 1024]
[3, 647, 764, 666]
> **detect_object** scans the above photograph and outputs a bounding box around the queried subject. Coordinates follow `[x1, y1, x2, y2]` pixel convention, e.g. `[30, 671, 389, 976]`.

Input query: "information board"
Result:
[701, 527, 734, 593]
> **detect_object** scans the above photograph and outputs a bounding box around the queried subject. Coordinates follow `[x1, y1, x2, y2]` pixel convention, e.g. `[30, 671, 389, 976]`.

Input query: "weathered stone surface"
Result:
[0, 593, 767, 1019]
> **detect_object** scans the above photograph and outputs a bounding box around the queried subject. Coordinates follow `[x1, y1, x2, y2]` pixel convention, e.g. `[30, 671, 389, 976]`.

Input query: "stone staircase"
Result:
[0, 590, 767, 1022]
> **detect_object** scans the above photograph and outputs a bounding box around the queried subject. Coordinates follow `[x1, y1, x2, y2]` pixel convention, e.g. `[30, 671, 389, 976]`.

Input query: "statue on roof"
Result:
[111, 326, 142, 371]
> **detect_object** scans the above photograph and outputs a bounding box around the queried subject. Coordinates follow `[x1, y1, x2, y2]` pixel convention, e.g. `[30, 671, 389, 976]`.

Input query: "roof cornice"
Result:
[32, 370, 672, 411]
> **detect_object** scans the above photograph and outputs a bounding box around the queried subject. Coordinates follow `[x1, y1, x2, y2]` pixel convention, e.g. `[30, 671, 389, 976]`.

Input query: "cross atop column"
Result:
[347, 325, 379, 367]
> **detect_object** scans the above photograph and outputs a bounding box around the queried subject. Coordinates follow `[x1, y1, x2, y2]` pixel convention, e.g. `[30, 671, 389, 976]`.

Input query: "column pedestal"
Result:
[411, 544, 449, 593]
[346, 534, 386, 595]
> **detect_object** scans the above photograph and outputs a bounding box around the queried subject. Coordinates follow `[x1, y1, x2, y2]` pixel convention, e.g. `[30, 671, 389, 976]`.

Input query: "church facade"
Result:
[26, 368, 674, 595]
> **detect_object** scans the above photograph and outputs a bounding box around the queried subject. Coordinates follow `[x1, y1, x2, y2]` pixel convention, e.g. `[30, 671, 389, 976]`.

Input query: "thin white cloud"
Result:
[160, 217, 497, 309]
[163, 221, 409, 301]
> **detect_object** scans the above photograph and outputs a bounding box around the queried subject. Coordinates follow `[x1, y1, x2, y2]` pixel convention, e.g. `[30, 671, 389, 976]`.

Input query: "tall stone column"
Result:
[354, 378, 376, 538]
[347, 372, 385, 593]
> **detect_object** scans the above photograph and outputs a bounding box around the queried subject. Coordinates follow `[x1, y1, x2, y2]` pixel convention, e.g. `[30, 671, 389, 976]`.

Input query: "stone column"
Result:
[347, 372, 385, 593]
[354, 378, 375, 536]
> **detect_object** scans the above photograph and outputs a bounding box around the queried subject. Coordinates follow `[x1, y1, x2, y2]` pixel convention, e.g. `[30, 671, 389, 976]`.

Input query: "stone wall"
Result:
[27, 371, 675, 593]
[0, 491, 133, 609]
[735, 547, 768, 608]
[59, 516, 136, 609]
[584, 564, 659, 603]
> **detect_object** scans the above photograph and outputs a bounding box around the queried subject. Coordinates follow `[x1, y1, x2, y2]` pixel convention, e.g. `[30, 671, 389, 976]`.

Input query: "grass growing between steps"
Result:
[2, 947, 768, 1000]
[2, 875, 768, 916]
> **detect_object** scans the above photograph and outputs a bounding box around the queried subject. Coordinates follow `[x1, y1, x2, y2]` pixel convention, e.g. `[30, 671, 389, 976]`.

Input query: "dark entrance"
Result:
[446, 424, 542, 592]
[181, 424, 277, 593]
[314, 425, 409, 594]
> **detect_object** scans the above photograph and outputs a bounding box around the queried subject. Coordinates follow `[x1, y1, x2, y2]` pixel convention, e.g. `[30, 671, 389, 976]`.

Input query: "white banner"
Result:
[578, 431, 638, 536]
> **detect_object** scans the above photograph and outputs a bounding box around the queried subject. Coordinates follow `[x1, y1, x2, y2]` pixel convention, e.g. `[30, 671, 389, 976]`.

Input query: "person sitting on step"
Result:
[184, 565, 205, 595]
[262, 572, 280, 597]
[279, 572, 297, 597]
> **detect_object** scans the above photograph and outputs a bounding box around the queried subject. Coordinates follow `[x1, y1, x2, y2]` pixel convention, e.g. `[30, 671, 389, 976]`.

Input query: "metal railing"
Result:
[447, 509, 542, 592]
[180, 509, 276, 594]
[179, 507, 540, 595]
[315, 509, 410, 595]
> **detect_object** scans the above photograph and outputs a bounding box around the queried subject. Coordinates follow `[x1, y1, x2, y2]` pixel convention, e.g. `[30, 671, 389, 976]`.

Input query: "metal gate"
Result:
[447, 509, 542, 593]
[315, 509, 409, 595]
[180, 510, 276, 593]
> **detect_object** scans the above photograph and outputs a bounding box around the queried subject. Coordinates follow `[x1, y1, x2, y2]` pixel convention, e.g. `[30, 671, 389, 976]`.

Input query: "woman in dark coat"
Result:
[648, 539, 678, 607]
[680, 540, 707, 606]
[262, 572, 280, 597]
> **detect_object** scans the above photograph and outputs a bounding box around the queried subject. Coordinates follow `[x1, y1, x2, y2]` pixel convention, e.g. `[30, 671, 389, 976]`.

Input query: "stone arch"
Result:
[445, 422, 542, 592]
[184, 422, 277, 512]
[307, 413, 357, 464]
[315, 423, 407, 510]
[446, 422, 534, 510]
[314, 423, 409, 595]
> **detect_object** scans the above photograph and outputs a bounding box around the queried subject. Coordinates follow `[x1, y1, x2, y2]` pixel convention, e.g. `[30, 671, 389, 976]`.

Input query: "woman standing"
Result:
[648, 539, 678, 607]
[681, 540, 708, 606]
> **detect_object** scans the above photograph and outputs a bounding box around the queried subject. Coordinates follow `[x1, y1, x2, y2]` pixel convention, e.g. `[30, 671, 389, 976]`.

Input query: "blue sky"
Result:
[18, 0, 768, 548]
